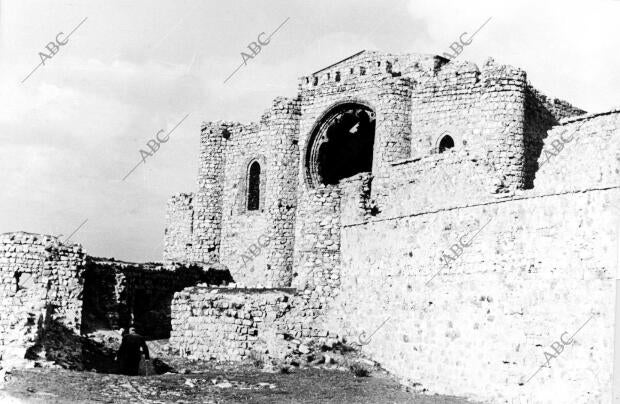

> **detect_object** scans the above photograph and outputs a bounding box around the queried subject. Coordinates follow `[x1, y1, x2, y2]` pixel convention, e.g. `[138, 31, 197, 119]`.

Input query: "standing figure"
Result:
[117, 326, 150, 375]
[13, 269, 21, 292]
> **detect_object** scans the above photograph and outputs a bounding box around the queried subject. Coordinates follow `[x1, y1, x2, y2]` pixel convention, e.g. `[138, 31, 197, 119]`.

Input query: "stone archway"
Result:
[305, 102, 376, 187]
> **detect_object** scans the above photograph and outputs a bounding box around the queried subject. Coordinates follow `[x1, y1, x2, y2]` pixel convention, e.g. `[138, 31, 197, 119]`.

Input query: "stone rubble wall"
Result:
[299, 50, 444, 93]
[163, 193, 194, 263]
[81, 259, 230, 339]
[289, 53, 592, 306]
[0, 232, 86, 363]
[406, 58, 583, 193]
[262, 98, 301, 288]
[339, 173, 374, 225]
[527, 84, 586, 121]
[292, 55, 576, 305]
[170, 286, 340, 364]
[374, 75, 414, 173]
[534, 111, 620, 194]
[292, 186, 342, 303]
[213, 120, 267, 286]
[170, 287, 296, 361]
[297, 57, 416, 177]
[192, 122, 228, 264]
[370, 150, 500, 222]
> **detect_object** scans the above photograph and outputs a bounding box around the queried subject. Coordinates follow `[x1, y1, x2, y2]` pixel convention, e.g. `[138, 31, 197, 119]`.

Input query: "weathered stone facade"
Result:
[170, 286, 342, 364]
[163, 51, 590, 286]
[0, 232, 86, 365]
[163, 193, 194, 263]
[170, 287, 296, 362]
[162, 50, 618, 403]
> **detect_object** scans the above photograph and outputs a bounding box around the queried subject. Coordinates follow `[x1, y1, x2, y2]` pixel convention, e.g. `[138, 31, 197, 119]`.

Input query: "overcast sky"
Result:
[1, 0, 618, 262]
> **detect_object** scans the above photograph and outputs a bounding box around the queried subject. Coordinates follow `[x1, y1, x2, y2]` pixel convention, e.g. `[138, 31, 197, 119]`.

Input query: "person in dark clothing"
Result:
[117, 326, 150, 375]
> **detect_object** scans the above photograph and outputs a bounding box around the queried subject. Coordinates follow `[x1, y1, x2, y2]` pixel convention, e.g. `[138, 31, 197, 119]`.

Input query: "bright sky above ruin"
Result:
[1, 0, 618, 261]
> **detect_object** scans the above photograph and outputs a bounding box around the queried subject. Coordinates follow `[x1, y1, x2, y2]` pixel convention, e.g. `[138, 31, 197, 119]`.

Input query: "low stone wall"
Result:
[170, 287, 296, 362]
[81, 259, 232, 339]
[0, 232, 86, 364]
[170, 285, 348, 367]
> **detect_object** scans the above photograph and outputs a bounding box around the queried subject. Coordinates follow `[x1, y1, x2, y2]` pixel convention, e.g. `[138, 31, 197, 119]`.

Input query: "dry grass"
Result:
[349, 363, 371, 377]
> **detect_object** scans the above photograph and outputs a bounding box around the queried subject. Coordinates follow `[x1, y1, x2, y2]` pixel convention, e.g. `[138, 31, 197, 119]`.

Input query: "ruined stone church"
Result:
[162, 50, 617, 403]
[2, 50, 617, 403]
[163, 48, 588, 290]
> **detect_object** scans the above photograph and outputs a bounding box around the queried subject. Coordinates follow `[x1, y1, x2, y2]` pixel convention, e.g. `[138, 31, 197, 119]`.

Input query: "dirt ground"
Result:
[0, 364, 473, 404]
[0, 334, 475, 403]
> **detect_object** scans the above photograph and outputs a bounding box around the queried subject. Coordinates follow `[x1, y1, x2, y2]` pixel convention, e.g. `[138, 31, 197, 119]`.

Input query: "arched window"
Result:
[438, 135, 455, 153]
[247, 161, 261, 211]
[306, 103, 375, 187]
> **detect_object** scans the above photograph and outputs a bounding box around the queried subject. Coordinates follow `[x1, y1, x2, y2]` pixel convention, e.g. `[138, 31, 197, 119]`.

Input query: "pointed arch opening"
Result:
[306, 102, 376, 187]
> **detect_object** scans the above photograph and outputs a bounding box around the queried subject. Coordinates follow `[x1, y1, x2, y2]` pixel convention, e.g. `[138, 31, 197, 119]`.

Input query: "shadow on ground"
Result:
[22, 304, 175, 376]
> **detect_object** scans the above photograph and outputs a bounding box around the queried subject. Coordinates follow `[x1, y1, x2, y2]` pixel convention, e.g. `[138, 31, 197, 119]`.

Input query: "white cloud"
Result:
[407, 0, 620, 112]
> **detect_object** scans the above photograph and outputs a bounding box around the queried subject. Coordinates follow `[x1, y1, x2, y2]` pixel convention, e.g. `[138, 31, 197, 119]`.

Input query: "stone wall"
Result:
[297, 51, 420, 179]
[81, 259, 231, 339]
[408, 58, 585, 193]
[534, 110, 620, 194]
[318, 112, 620, 403]
[331, 188, 617, 404]
[299, 50, 440, 92]
[291, 185, 343, 306]
[193, 122, 227, 264]
[261, 98, 300, 288]
[213, 120, 267, 286]
[216, 98, 301, 288]
[165, 99, 301, 288]
[0, 232, 86, 364]
[164, 51, 586, 289]
[163, 51, 616, 403]
[339, 172, 374, 225]
[163, 193, 194, 262]
[371, 150, 500, 221]
[293, 52, 423, 304]
[292, 53, 586, 304]
[170, 286, 341, 365]
[170, 287, 296, 361]
[527, 85, 587, 122]
[169, 110, 618, 402]
[522, 85, 560, 189]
